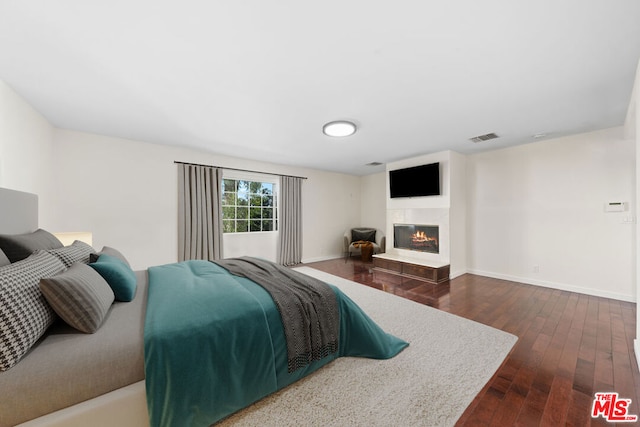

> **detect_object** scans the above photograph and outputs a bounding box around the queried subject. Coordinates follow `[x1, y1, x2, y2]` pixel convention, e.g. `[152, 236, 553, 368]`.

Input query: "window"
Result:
[222, 178, 277, 233]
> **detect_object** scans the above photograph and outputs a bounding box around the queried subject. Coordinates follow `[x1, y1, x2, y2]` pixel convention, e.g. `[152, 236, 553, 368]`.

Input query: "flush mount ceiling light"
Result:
[322, 120, 357, 137]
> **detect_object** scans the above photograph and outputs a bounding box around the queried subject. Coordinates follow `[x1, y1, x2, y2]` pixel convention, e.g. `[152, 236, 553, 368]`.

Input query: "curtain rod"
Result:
[174, 161, 308, 180]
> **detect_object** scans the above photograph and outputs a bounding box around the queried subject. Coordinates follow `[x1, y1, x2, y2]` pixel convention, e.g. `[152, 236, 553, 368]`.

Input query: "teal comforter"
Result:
[144, 260, 408, 427]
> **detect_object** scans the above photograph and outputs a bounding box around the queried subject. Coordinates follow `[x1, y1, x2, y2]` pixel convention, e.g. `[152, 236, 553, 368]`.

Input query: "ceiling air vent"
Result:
[366, 162, 383, 166]
[469, 132, 499, 143]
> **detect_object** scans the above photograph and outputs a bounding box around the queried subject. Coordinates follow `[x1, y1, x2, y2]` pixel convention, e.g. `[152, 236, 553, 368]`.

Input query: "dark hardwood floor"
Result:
[305, 257, 639, 427]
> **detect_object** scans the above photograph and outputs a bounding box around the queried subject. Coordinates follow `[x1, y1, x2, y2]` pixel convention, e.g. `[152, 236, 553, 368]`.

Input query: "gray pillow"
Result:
[40, 263, 114, 333]
[0, 229, 63, 263]
[0, 249, 9, 267]
[89, 246, 131, 268]
[0, 251, 66, 371]
[47, 240, 95, 268]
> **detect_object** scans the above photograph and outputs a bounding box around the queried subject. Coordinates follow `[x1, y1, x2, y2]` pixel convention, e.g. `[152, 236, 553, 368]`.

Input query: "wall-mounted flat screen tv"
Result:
[389, 162, 440, 198]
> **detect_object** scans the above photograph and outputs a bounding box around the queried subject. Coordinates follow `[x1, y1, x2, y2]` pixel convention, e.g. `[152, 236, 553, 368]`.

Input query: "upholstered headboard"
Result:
[0, 187, 38, 234]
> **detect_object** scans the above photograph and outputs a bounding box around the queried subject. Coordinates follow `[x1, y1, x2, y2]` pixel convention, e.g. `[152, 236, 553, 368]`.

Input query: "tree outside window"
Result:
[222, 179, 277, 233]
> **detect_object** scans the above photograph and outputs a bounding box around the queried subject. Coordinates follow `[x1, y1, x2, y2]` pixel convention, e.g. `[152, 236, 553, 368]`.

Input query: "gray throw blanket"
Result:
[213, 257, 339, 372]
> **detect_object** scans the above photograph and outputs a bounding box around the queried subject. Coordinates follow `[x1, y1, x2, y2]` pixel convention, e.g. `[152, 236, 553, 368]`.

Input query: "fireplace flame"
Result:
[411, 231, 437, 244]
[394, 224, 439, 254]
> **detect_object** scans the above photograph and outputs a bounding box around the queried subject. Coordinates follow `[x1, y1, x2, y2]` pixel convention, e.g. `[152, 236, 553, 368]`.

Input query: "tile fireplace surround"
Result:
[387, 206, 450, 267]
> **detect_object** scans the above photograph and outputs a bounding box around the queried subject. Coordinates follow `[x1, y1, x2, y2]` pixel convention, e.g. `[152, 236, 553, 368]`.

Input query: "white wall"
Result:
[628, 58, 639, 362]
[467, 127, 636, 301]
[449, 151, 467, 278]
[50, 129, 361, 269]
[359, 172, 386, 232]
[302, 168, 362, 260]
[0, 80, 56, 227]
[636, 63, 640, 367]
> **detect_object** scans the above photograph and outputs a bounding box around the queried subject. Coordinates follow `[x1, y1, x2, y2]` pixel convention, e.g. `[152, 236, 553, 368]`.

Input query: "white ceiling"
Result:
[1, 1, 639, 175]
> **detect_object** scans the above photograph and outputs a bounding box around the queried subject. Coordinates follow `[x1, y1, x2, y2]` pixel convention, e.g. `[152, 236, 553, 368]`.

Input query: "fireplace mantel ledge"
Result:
[373, 253, 449, 269]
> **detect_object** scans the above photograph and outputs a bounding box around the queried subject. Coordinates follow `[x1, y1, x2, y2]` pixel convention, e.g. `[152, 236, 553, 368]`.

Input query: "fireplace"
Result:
[393, 224, 439, 254]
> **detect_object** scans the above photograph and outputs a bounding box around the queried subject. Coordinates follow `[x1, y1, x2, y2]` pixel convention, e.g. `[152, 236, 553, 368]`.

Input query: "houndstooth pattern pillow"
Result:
[46, 240, 94, 268]
[0, 251, 66, 371]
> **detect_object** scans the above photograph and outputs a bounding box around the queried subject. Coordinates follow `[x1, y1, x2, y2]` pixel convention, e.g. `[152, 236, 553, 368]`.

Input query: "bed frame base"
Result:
[16, 381, 148, 427]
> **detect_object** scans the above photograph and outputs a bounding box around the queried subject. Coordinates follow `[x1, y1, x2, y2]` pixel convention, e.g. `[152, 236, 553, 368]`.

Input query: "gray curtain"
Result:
[177, 164, 224, 261]
[277, 176, 303, 265]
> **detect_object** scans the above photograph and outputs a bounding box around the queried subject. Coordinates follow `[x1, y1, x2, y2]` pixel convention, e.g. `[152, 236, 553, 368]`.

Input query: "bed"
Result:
[0, 188, 408, 427]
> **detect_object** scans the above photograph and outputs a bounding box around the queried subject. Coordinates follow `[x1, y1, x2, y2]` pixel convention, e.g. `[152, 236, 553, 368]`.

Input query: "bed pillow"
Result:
[0, 249, 9, 267]
[40, 263, 114, 333]
[352, 228, 376, 243]
[89, 246, 131, 268]
[0, 251, 66, 371]
[0, 229, 63, 263]
[89, 254, 137, 302]
[46, 240, 95, 268]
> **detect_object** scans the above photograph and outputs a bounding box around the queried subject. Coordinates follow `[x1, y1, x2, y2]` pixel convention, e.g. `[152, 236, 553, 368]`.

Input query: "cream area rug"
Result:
[218, 267, 517, 427]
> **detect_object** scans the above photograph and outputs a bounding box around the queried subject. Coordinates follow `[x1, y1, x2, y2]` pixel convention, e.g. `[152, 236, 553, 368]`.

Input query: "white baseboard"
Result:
[635, 340, 640, 372]
[449, 269, 466, 280]
[466, 268, 636, 302]
[301, 254, 343, 264]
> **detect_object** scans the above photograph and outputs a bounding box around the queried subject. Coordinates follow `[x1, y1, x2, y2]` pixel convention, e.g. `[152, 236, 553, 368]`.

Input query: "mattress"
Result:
[0, 271, 148, 427]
